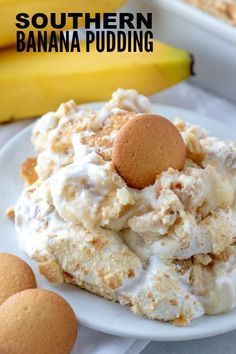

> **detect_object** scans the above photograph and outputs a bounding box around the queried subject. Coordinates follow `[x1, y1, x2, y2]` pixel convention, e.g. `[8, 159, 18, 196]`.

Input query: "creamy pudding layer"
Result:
[15, 89, 236, 325]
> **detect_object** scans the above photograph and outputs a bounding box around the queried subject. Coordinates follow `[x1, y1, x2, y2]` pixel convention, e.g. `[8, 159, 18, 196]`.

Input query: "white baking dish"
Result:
[134, 0, 236, 103]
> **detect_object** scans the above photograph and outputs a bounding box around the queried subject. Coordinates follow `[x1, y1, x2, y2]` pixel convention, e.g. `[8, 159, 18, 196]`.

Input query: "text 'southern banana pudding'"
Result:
[14, 89, 236, 325]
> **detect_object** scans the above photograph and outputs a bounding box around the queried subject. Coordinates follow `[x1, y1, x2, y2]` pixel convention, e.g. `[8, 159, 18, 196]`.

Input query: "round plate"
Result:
[0, 103, 236, 341]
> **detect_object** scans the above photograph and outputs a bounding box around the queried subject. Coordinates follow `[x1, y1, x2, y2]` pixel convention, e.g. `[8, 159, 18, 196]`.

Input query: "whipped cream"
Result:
[50, 151, 135, 229]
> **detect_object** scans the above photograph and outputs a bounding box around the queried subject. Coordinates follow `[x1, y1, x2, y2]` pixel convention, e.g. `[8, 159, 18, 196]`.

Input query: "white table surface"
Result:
[1, 81, 236, 354]
[142, 329, 236, 354]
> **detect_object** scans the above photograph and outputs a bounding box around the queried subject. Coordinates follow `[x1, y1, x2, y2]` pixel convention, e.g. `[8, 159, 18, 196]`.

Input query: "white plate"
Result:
[0, 103, 236, 341]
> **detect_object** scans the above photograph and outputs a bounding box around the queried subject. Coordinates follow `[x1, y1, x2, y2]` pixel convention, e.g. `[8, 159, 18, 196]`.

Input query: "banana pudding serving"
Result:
[13, 89, 236, 326]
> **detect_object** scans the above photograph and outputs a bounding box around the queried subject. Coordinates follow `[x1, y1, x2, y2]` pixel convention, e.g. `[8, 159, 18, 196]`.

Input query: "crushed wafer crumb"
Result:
[194, 254, 212, 265]
[38, 260, 64, 284]
[213, 249, 230, 262]
[6, 207, 15, 219]
[172, 315, 188, 326]
[20, 157, 38, 185]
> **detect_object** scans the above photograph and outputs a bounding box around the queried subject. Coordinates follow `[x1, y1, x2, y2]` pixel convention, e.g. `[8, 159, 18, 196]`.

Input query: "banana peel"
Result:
[0, 0, 127, 48]
[0, 40, 194, 123]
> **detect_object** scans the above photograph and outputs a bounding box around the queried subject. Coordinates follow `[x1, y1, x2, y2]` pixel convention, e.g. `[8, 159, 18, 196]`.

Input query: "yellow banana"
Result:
[0, 0, 127, 48]
[0, 40, 193, 123]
